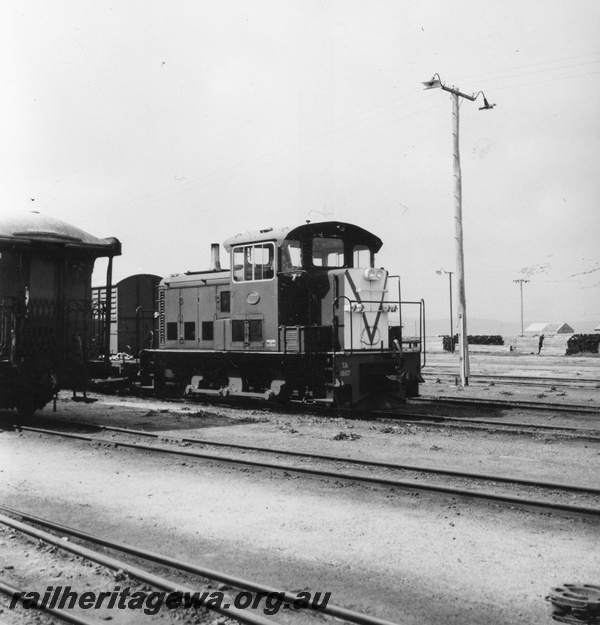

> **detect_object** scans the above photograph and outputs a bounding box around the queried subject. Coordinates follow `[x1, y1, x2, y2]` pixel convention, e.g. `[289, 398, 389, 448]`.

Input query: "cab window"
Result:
[312, 237, 344, 268]
[280, 240, 302, 272]
[353, 244, 372, 268]
[232, 243, 275, 282]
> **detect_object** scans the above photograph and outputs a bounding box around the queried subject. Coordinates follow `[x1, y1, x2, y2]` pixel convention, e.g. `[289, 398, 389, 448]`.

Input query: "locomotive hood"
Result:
[222, 221, 382, 252]
[0, 211, 121, 256]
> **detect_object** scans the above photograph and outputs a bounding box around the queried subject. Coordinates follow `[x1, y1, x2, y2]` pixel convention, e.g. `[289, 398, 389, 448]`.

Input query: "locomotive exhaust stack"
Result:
[210, 243, 221, 271]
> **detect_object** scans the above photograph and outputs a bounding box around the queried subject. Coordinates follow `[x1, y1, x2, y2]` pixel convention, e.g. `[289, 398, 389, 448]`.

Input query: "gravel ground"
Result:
[1, 351, 599, 624]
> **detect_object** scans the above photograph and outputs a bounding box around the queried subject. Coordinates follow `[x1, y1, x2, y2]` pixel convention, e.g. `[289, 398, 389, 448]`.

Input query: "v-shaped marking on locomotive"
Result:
[345, 271, 388, 345]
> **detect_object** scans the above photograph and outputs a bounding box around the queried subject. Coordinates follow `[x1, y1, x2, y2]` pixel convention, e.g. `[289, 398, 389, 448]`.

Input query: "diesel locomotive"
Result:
[139, 221, 424, 408]
[0, 211, 121, 416]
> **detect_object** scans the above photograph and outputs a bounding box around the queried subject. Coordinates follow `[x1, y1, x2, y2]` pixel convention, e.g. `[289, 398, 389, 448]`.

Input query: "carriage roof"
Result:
[0, 211, 121, 256]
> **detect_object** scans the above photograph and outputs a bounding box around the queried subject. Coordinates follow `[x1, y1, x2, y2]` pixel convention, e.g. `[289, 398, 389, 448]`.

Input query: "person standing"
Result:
[538, 334, 545, 355]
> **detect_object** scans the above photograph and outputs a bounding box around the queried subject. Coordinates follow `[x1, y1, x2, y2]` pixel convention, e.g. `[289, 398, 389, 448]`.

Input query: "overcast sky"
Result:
[2, 1, 599, 330]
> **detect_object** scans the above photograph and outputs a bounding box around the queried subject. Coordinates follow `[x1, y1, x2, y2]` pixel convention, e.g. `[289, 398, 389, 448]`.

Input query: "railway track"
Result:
[412, 395, 600, 414]
[425, 371, 600, 390]
[9, 398, 600, 443]
[9, 423, 600, 519]
[104, 382, 600, 432]
[351, 409, 600, 440]
[91, 378, 600, 419]
[0, 506, 402, 625]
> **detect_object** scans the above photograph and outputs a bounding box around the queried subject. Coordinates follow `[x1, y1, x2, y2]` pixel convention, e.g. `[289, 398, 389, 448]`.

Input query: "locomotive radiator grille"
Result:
[282, 326, 300, 353]
[158, 288, 165, 346]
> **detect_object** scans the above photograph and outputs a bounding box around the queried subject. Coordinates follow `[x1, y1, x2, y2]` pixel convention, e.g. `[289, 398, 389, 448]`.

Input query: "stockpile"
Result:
[566, 334, 600, 355]
[514, 335, 570, 356]
[442, 335, 504, 351]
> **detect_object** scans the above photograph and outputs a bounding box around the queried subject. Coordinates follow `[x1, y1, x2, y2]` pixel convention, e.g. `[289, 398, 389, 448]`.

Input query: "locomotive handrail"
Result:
[420, 299, 426, 368]
[393, 299, 426, 367]
[388, 274, 402, 336]
[277, 268, 308, 278]
[334, 296, 425, 359]
[332, 295, 353, 354]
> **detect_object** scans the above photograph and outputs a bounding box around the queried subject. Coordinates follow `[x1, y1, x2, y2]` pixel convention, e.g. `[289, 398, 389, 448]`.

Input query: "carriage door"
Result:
[163, 286, 198, 349]
[230, 243, 276, 351]
[179, 286, 199, 348]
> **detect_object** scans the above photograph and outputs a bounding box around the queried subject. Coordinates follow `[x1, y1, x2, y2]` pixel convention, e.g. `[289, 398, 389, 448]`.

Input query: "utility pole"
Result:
[513, 279, 529, 336]
[423, 74, 495, 386]
[436, 269, 454, 352]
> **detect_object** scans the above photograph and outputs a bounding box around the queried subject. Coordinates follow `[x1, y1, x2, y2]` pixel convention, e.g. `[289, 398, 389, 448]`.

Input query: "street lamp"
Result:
[423, 73, 495, 386]
[436, 269, 454, 353]
[513, 279, 529, 336]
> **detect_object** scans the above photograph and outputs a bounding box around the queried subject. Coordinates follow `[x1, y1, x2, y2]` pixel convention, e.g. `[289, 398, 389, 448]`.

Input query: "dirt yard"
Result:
[0, 349, 599, 624]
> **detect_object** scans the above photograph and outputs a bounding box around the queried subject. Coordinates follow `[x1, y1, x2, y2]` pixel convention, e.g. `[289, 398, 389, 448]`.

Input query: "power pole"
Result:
[513, 279, 529, 336]
[436, 269, 454, 353]
[451, 91, 470, 384]
[423, 74, 495, 386]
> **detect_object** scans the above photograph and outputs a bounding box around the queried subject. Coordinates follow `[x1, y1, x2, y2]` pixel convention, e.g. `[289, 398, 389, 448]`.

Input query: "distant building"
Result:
[595, 323, 600, 333]
[524, 322, 574, 335]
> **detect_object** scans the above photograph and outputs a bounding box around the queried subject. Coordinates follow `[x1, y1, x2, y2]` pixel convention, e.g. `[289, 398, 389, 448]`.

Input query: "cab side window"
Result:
[232, 243, 275, 282]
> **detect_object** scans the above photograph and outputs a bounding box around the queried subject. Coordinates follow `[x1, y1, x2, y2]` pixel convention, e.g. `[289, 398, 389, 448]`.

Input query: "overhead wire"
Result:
[449, 51, 600, 84]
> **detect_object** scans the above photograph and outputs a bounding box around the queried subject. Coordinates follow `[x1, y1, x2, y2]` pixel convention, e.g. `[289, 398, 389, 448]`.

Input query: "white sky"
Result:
[2, 0, 599, 329]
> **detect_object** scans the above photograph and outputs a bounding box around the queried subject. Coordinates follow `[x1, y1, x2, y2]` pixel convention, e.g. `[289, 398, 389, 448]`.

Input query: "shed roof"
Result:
[524, 322, 574, 334]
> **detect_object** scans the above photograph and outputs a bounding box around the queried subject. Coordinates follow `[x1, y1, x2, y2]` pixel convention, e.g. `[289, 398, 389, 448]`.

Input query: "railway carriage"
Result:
[0, 211, 121, 415]
[140, 221, 424, 408]
[92, 273, 162, 357]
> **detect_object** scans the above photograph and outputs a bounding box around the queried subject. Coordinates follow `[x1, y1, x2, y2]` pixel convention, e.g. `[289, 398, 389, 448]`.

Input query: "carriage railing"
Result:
[0, 296, 19, 360]
[0, 296, 106, 363]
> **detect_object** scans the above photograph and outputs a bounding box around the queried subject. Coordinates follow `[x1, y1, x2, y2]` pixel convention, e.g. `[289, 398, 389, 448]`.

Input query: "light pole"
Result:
[513, 279, 529, 336]
[436, 268, 454, 353]
[423, 74, 495, 386]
